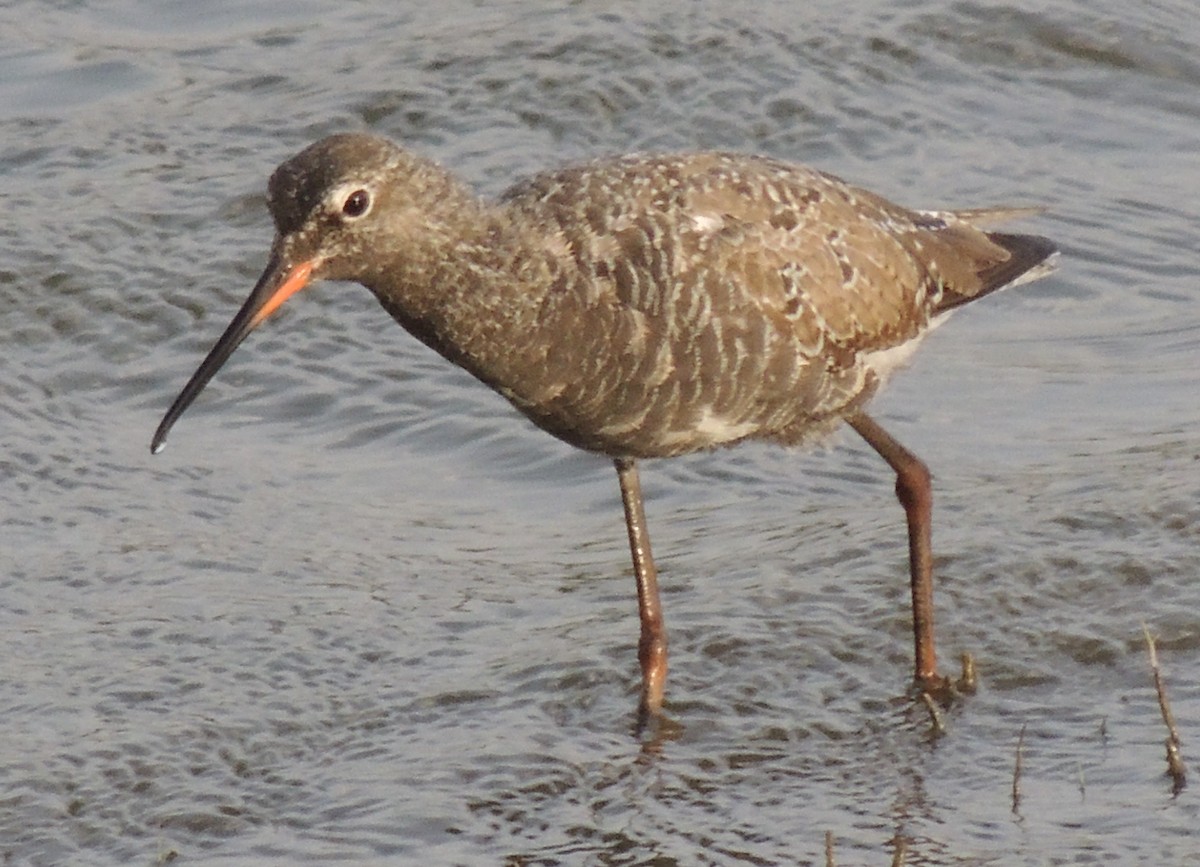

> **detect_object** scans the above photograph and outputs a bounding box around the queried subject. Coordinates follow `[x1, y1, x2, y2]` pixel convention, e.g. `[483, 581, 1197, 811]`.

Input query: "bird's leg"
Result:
[614, 457, 668, 717]
[845, 412, 947, 694]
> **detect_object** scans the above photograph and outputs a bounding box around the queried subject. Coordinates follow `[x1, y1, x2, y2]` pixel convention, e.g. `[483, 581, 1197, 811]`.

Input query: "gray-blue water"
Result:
[3, 1, 1199, 863]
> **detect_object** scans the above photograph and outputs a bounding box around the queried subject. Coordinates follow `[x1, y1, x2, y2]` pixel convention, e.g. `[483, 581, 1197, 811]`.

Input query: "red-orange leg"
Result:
[846, 413, 940, 688]
[614, 458, 668, 716]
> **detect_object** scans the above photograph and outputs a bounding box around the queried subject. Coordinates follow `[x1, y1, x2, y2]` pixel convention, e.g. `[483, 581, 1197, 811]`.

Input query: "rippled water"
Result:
[3, 0, 1199, 863]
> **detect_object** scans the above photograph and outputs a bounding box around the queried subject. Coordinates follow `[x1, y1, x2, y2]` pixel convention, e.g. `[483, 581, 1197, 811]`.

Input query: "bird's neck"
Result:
[363, 193, 562, 398]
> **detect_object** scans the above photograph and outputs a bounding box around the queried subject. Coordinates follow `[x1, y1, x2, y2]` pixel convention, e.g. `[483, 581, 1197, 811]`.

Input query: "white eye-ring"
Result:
[330, 182, 374, 221]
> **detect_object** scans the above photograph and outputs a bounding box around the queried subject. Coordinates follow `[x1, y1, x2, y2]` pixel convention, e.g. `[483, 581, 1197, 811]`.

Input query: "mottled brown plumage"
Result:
[153, 133, 1057, 719]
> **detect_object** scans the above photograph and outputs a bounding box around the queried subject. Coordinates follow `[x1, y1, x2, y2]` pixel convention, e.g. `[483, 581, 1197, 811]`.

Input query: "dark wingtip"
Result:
[980, 232, 1060, 298]
[988, 232, 1059, 280]
[936, 231, 1058, 314]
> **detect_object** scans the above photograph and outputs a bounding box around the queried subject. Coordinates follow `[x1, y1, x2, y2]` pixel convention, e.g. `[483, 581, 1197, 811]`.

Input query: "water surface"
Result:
[2, 0, 1199, 863]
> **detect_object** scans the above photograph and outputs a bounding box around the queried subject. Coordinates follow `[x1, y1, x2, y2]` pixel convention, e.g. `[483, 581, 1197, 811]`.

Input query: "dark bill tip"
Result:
[150, 256, 315, 454]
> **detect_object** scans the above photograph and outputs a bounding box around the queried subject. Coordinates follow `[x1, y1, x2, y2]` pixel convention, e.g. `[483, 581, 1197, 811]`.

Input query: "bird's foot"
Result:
[632, 698, 684, 750]
[915, 652, 978, 706]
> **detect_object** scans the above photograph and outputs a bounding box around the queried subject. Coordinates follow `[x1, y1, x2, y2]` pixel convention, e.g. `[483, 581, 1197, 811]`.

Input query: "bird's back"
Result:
[489, 152, 1054, 458]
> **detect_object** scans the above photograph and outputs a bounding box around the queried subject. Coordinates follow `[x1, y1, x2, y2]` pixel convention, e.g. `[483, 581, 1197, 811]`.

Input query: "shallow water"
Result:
[3, 0, 1199, 863]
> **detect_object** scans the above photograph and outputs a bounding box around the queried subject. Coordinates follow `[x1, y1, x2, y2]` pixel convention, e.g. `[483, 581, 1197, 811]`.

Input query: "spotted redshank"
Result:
[152, 133, 1056, 718]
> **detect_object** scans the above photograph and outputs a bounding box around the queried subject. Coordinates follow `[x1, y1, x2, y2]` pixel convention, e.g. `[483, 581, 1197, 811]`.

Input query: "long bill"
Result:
[150, 254, 316, 454]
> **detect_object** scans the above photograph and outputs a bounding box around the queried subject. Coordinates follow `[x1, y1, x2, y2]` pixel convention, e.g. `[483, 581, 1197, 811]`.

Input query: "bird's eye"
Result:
[342, 189, 371, 218]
